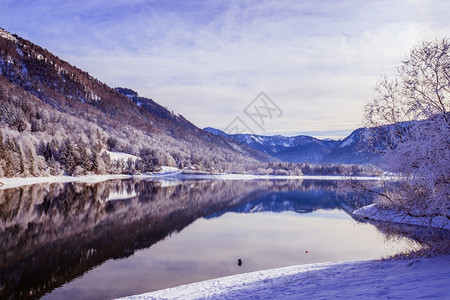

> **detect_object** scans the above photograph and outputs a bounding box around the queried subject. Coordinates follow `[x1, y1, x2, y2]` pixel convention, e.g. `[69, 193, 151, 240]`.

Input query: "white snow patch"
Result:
[339, 135, 354, 147]
[90, 91, 101, 101]
[229, 143, 245, 152]
[101, 149, 139, 162]
[0, 28, 18, 42]
[158, 179, 183, 187]
[160, 166, 179, 172]
[354, 204, 450, 230]
[154, 166, 182, 177]
[119, 255, 450, 299]
[251, 135, 263, 144]
[0, 175, 134, 190]
[16, 47, 24, 57]
[106, 190, 138, 201]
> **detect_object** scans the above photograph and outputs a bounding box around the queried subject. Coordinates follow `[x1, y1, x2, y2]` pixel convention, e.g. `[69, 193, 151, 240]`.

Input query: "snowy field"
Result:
[119, 255, 450, 299]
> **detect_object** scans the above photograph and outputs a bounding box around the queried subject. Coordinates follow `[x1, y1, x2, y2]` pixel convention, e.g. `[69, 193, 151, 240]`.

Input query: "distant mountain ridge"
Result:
[204, 127, 339, 163]
[204, 127, 382, 164]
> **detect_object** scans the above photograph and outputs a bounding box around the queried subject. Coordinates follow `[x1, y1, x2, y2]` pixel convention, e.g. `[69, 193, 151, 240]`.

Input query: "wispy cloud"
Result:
[1, 0, 449, 138]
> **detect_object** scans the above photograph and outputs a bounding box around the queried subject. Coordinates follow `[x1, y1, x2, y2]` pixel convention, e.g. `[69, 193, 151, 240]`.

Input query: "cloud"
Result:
[1, 0, 449, 138]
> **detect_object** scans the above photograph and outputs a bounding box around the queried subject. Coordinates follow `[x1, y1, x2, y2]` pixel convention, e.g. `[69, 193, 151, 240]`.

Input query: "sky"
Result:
[1, 0, 449, 139]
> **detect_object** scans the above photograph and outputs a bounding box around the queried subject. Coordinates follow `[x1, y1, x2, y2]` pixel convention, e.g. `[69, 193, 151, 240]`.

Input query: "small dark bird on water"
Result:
[238, 259, 242, 266]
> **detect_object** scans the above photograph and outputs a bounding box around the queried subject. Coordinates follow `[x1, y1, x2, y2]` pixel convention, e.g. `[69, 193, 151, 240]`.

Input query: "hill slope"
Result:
[321, 128, 377, 164]
[0, 27, 271, 176]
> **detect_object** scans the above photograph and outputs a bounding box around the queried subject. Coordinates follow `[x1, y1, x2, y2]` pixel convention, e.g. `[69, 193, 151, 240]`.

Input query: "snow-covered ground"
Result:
[101, 149, 139, 162]
[354, 204, 450, 230]
[0, 172, 381, 190]
[119, 255, 450, 299]
[157, 166, 182, 176]
[174, 174, 382, 181]
[0, 174, 135, 190]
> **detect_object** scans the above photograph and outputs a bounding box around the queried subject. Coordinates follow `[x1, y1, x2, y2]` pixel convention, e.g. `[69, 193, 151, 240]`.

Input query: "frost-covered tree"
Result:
[363, 38, 449, 226]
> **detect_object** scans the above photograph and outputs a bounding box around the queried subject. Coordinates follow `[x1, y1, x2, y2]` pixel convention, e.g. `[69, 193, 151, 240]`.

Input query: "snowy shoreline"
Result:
[354, 204, 450, 230]
[0, 174, 136, 190]
[0, 172, 382, 190]
[119, 255, 450, 299]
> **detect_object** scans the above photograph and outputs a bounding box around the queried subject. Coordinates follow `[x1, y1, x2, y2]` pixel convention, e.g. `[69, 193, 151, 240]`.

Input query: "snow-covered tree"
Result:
[363, 38, 449, 226]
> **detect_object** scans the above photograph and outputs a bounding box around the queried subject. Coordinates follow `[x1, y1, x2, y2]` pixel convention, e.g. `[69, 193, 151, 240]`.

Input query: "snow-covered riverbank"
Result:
[0, 172, 382, 190]
[119, 255, 450, 299]
[354, 204, 450, 230]
[0, 167, 181, 190]
[0, 174, 136, 190]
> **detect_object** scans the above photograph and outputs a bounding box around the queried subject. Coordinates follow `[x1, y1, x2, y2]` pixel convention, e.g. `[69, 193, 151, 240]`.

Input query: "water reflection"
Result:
[208, 183, 343, 217]
[0, 179, 408, 300]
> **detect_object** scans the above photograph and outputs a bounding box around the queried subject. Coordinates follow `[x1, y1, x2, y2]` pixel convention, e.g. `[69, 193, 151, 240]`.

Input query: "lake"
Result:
[0, 178, 415, 299]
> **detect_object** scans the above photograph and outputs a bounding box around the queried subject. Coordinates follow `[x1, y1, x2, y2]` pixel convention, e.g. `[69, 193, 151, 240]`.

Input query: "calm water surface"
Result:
[0, 179, 415, 299]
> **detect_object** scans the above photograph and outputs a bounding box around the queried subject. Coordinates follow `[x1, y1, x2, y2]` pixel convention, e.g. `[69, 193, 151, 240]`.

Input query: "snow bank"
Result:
[119, 255, 450, 299]
[354, 204, 450, 230]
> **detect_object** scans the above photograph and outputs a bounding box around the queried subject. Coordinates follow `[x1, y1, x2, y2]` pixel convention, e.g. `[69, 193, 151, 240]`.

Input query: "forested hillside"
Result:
[0, 27, 274, 177]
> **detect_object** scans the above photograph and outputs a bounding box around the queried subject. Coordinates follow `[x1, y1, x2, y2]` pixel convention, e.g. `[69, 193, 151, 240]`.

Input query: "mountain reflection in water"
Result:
[206, 181, 352, 218]
[0, 179, 399, 299]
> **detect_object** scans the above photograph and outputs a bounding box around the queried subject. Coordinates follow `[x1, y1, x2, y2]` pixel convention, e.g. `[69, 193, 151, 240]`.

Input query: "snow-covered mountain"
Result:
[204, 128, 339, 163]
[204, 127, 385, 165]
[206, 189, 338, 217]
[321, 128, 378, 164]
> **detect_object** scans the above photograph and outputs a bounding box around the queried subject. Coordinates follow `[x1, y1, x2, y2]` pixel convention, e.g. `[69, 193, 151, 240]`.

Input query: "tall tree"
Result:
[363, 38, 449, 225]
